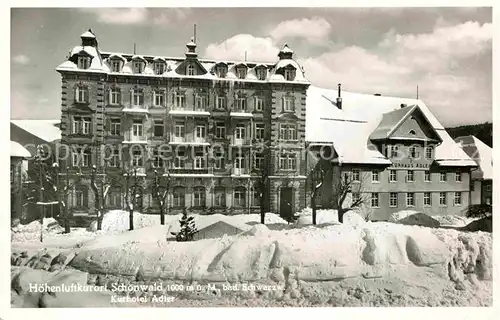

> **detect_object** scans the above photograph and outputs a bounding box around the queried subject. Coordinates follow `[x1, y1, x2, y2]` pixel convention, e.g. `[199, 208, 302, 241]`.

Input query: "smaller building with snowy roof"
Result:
[455, 135, 493, 205]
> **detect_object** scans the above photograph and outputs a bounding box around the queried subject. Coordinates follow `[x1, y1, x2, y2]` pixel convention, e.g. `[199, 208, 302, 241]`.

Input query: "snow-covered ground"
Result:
[10, 209, 492, 307]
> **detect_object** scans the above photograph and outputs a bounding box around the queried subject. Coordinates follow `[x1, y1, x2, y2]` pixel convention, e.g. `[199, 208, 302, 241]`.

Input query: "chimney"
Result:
[374, 93, 381, 96]
[336, 83, 342, 109]
[400, 103, 407, 109]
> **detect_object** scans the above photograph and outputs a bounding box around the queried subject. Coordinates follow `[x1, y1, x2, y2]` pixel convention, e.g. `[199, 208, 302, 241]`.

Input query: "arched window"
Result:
[75, 86, 89, 103]
[193, 186, 206, 207]
[214, 186, 225, 207]
[233, 186, 246, 207]
[408, 130, 416, 135]
[173, 186, 185, 208]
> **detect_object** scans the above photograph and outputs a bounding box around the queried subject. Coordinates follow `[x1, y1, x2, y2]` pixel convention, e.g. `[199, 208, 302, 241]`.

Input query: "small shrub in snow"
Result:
[466, 204, 492, 219]
[171, 208, 198, 242]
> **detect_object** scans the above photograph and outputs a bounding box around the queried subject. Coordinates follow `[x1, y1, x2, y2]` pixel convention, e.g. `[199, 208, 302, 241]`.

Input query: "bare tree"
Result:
[26, 146, 82, 236]
[306, 149, 329, 225]
[90, 164, 117, 231]
[123, 168, 142, 231]
[331, 171, 369, 223]
[254, 153, 269, 224]
[151, 168, 171, 225]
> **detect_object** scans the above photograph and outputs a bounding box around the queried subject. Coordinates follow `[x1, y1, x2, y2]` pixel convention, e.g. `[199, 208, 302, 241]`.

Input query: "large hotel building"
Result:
[56, 30, 477, 221]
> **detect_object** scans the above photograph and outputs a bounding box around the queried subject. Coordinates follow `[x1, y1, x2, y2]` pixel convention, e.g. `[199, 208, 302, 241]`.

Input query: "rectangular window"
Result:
[255, 123, 265, 140]
[72, 117, 81, 134]
[236, 68, 246, 79]
[486, 185, 492, 192]
[425, 146, 433, 159]
[187, 64, 196, 76]
[193, 188, 205, 207]
[256, 68, 267, 81]
[109, 119, 121, 136]
[279, 153, 296, 171]
[440, 171, 447, 182]
[195, 125, 206, 139]
[235, 124, 246, 140]
[389, 170, 397, 182]
[153, 120, 164, 137]
[284, 69, 295, 81]
[424, 192, 431, 206]
[75, 187, 88, 207]
[154, 91, 164, 106]
[132, 123, 143, 137]
[194, 156, 205, 169]
[173, 188, 185, 207]
[424, 170, 431, 182]
[216, 67, 227, 78]
[215, 123, 226, 139]
[389, 192, 398, 207]
[174, 151, 185, 169]
[77, 57, 89, 69]
[216, 96, 226, 110]
[406, 192, 415, 207]
[154, 63, 165, 75]
[81, 117, 91, 135]
[391, 145, 399, 158]
[214, 188, 226, 207]
[455, 171, 462, 182]
[109, 88, 120, 105]
[195, 95, 206, 110]
[439, 192, 447, 206]
[371, 193, 379, 208]
[134, 62, 143, 73]
[279, 123, 297, 140]
[174, 93, 185, 108]
[174, 124, 185, 138]
[111, 60, 121, 72]
[255, 97, 264, 111]
[407, 170, 414, 182]
[75, 87, 89, 103]
[283, 96, 294, 112]
[234, 188, 246, 207]
[254, 153, 263, 170]
[372, 170, 379, 183]
[235, 98, 246, 112]
[454, 192, 462, 206]
[132, 90, 144, 106]
[109, 149, 120, 168]
[352, 169, 360, 182]
[234, 156, 245, 169]
[152, 150, 163, 168]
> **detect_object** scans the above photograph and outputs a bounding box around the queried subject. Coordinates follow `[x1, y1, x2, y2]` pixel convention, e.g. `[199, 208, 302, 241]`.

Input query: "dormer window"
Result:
[256, 68, 267, 81]
[154, 62, 166, 75]
[284, 69, 295, 81]
[236, 67, 247, 79]
[216, 65, 227, 78]
[110, 60, 121, 72]
[75, 86, 89, 103]
[187, 64, 196, 76]
[133, 61, 144, 74]
[77, 56, 90, 69]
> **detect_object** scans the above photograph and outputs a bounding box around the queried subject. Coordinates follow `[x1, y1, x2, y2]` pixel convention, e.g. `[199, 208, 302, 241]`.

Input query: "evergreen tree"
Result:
[171, 208, 197, 241]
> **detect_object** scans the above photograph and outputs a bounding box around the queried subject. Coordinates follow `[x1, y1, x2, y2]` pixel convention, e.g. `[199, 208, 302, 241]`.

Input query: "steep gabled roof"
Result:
[369, 104, 442, 142]
[306, 86, 476, 166]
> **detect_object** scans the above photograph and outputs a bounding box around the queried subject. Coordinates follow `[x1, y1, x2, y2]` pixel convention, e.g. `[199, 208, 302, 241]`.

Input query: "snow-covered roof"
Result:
[10, 141, 31, 158]
[10, 119, 61, 143]
[169, 110, 210, 116]
[280, 44, 294, 54]
[56, 45, 107, 73]
[455, 135, 493, 179]
[306, 86, 477, 166]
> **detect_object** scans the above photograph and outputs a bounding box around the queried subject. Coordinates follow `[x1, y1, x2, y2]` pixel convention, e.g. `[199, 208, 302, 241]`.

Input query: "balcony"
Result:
[122, 135, 148, 144]
[232, 168, 249, 177]
[169, 136, 210, 146]
[167, 167, 212, 177]
[122, 106, 149, 115]
[232, 137, 252, 146]
[169, 107, 210, 117]
[230, 110, 253, 118]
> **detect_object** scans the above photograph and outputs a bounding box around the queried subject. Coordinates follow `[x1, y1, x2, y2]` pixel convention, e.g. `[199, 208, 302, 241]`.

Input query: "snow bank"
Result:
[433, 215, 478, 227]
[88, 210, 287, 233]
[11, 218, 65, 242]
[294, 208, 366, 226]
[388, 210, 421, 223]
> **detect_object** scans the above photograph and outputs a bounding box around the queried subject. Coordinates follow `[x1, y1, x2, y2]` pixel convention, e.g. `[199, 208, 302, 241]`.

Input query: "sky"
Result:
[10, 7, 492, 127]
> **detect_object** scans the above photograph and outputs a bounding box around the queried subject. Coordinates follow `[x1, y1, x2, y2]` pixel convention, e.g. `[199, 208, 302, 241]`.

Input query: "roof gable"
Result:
[175, 59, 207, 75]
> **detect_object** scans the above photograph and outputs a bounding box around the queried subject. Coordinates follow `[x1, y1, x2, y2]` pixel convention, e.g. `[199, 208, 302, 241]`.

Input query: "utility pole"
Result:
[194, 24, 197, 43]
[416, 85, 419, 99]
